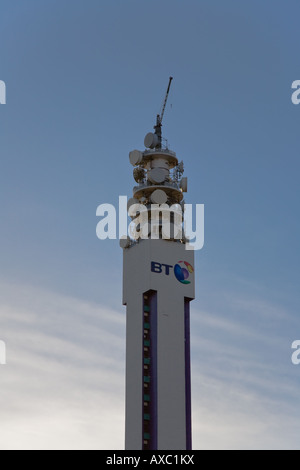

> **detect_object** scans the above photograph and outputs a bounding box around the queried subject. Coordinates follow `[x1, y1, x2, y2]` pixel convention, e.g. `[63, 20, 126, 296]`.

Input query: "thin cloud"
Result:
[0, 281, 126, 450]
[0, 281, 299, 449]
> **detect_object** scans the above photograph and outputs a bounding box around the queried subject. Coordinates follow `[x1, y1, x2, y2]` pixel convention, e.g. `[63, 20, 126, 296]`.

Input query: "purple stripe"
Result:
[149, 290, 158, 449]
[184, 298, 192, 450]
[142, 290, 157, 450]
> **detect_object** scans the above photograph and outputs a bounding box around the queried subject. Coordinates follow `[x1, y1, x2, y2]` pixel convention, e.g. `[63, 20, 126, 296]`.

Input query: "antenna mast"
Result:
[154, 76, 173, 148]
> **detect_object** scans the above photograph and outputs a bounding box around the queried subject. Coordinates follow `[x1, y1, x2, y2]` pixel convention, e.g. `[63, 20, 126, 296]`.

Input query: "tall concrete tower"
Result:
[121, 78, 195, 450]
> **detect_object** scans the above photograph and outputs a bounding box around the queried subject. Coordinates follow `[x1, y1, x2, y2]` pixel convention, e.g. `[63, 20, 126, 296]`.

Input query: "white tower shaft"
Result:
[123, 239, 195, 450]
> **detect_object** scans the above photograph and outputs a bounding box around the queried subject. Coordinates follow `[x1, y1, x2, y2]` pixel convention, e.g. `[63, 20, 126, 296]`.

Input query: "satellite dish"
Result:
[180, 177, 188, 192]
[148, 168, 166, 184]
[144, 132, 159, 149]
[150, 189, 168, 204]
[129, 150, 143, 166]
[133, 167, 145, 183]
[127, 198, 139, 212]
[120, 236, 130, 249]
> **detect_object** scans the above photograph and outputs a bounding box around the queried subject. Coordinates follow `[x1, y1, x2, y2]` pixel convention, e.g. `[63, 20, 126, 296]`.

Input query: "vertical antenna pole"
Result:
[154, 76, 173, 148]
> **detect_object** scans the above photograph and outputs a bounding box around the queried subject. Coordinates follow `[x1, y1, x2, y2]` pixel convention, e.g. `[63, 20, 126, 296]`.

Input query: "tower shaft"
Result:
[123, 239, 194, 450]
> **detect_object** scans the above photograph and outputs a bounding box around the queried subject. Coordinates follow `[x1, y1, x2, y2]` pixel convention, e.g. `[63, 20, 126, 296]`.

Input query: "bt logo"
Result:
[174, 260, 194, 284]
[151, 260, 194, 285]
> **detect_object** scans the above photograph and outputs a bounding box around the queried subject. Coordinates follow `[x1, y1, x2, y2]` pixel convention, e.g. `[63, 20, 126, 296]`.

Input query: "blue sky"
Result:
[0, 0, 300, 449]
